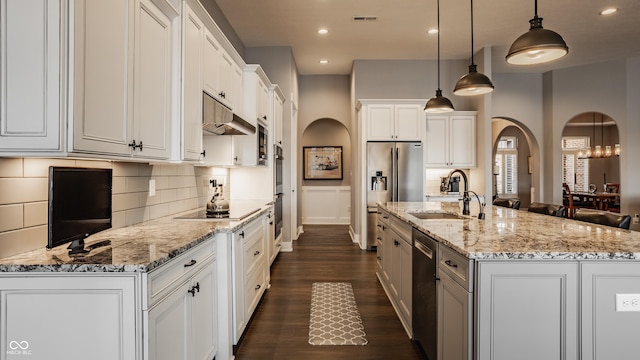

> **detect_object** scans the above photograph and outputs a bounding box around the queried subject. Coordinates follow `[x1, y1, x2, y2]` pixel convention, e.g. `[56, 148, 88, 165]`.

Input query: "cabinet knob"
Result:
[262, 115, 267, 121]
[219, 91, 226, 98]
[239, 231, 245, 238]
[200, 149, 206, 157]
[188, 287, 197, 297]
[255, 284, 261, 291]
[254, 250, 260, 256]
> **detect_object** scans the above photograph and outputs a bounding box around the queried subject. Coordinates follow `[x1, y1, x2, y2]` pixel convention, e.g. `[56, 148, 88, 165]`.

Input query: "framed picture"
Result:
[303, 146, 343, 180]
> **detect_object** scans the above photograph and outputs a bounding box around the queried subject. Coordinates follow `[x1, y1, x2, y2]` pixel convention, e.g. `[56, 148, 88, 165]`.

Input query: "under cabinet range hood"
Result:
[202, 92, 255, 135]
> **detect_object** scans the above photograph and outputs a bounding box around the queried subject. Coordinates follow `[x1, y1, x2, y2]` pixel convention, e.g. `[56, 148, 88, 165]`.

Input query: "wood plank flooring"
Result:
[235, 225, 424, 360]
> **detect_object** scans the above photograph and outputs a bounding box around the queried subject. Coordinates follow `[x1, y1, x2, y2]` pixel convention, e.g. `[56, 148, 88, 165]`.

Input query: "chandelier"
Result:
[577, 113, 620, 159]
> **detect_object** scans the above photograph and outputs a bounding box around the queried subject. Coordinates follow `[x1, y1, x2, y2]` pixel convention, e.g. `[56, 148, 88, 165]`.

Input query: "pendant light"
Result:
[425, 0, 454, 113]
[453, 0, 494, 96]
[506, 0, 568, 65]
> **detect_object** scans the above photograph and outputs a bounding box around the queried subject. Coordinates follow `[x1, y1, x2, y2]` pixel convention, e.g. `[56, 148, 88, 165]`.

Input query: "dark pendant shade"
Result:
[424, 89, 455, 113]
[506, 15, 568, 65]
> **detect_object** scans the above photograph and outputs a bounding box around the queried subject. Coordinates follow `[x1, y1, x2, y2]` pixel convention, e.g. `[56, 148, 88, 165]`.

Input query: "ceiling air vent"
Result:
[352, 16, 378, 22]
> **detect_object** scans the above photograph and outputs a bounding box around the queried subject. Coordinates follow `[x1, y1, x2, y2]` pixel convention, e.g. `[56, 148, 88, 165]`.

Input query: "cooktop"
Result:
[173, 207, 260, 222]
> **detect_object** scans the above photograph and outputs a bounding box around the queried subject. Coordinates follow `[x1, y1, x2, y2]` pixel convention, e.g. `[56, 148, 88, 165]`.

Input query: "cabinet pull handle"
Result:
[193, 282, 200, 293]
[239, 231, 245, 238]
[200, 149, 206, 157]
[269, 221, 273, 225]
[184, 259, 197, 267]
[188, 288, 196, 297]
[255, 284, 261, 291]
[254, 250, 260, 256]
[219, 91, 226, 98]
[445, 259, 458, 268]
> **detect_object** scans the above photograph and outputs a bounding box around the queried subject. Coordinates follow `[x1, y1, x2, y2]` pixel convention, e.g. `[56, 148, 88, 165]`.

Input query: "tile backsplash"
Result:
[0, 158, 223, 258]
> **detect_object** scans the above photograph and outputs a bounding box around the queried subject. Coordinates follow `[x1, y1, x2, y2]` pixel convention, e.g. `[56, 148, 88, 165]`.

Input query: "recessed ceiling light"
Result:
[599, 7, 618, 15]
[319, 60, 329, 64]
[427, 28, 438, 35]
[318, 28, 329, 35]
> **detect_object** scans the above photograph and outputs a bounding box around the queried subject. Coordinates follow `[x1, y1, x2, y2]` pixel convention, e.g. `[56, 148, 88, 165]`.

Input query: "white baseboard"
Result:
[281, 241, 293, 252]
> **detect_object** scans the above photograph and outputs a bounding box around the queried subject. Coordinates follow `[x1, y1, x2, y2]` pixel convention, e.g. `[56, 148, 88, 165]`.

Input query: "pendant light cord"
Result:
[592, 112, 595, 147]
[437, 0, 441, 90]
[470, 0, 475, 66]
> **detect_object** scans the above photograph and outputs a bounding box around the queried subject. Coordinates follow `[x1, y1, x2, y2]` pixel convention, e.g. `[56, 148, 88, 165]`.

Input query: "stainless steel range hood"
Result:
[202, 92, 255, 135]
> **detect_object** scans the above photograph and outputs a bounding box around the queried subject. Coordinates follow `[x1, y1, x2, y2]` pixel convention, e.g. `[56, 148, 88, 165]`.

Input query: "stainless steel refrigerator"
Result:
[366, 141, 423, 249]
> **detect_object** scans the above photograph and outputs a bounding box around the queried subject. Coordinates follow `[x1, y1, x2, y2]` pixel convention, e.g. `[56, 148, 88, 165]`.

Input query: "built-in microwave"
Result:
[258, 124, 268, 166]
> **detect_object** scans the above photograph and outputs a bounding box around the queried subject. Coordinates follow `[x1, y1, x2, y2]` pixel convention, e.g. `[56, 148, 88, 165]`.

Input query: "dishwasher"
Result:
[412, 228, 438, 360]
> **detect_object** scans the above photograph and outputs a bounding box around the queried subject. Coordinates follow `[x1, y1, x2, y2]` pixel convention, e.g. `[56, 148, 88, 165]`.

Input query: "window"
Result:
[495, 136, 518, 196]
[562, 137, 589, 192]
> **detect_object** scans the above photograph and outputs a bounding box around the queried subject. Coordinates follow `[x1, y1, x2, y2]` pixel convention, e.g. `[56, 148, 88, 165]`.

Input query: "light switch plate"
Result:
[615, 294, 640, 312]
[149, 179, 156, 197]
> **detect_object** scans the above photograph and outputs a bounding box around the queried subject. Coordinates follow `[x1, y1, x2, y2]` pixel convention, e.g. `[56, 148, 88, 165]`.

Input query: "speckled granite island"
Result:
[377, 201, 640, 360]
[0, 202, 274, 360]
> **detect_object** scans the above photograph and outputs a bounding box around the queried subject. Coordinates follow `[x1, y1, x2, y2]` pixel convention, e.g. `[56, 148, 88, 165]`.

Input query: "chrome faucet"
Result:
[447, 169, 470, 215]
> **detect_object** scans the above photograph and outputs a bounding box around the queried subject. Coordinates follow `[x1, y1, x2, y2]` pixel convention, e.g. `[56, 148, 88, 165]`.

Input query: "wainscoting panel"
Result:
[302, 186, 350, 225]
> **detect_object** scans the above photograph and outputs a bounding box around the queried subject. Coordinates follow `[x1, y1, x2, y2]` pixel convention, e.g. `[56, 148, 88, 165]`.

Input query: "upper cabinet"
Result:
[73, 0, 175, 160]
[181, 2, 205, 161]
[424, 112, 476, 168]
[203, 28, 242, 112]
[271, 85, 285, 147]
[360, 101, 424, 142]
[0, 0, 63, 152]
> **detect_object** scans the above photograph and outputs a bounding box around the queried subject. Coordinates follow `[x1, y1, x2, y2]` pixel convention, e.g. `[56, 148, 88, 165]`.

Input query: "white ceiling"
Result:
[215, 0, 640, 75]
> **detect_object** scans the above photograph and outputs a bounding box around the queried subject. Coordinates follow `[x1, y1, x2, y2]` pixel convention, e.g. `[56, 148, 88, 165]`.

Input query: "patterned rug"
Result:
[308, 282, 368, 346]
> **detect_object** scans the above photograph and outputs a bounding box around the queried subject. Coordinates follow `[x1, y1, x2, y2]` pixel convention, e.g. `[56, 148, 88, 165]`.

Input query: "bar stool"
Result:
[528, 203, 565, 217]
[493, 198, 521, 210]
[573, 208, 631, 230]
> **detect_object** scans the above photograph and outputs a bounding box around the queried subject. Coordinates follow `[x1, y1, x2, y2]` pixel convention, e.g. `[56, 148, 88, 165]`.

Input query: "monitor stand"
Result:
[67, 239, 89, 255]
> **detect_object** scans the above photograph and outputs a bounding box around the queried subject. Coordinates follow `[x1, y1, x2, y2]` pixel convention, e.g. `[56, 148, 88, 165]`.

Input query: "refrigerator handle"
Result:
[394, 147, 399, 201]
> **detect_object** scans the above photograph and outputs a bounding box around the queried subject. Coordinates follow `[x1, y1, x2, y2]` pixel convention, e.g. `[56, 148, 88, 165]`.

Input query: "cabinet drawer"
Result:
[378, 209, 391, 226]
[390, 216, 412, 243]
[147, 240, 215, 307]
[439, 245, 473, 291]
[244, 261, 266, 316]
[244, 232, 265, 278]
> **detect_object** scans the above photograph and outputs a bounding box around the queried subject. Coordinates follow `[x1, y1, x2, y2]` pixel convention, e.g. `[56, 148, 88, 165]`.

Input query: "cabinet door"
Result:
[133, 0, 171, 159]
[232, 228, 246, 343]
[381, 223, 393, 283]
[0, 0, 61, 151]
[218, 49, 234, 108]
[181, 3, 204, 161]
[366, 104, 394, 141]
[257, 78, 269, 123]
[476, 261, 579, 360]
[394, 104, 423, 141]
[73, 0, 134, 155]
[438, 271, 472, 360]
[147, 281, 190, 360]
[424, 116, 449, 167]
[398, 236, 412, 324]
[190, 261, 217, 360]
[449, 116, 475, 167]
[203, 28, 221, 100]
[0, 276, 137, 360]
[273, 92, 284, 146]
[231, 63, 243, 113]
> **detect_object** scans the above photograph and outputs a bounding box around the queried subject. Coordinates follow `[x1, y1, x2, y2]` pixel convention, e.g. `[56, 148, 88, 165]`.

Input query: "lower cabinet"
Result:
[376, 211, 412, 336]
[0, 275, 137, 360]
[147, 259, 216, 360]
[146, 240, 217, 360]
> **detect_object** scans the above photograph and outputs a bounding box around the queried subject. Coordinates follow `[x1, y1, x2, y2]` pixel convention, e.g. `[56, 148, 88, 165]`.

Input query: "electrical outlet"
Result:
[633, 214, 639, 225]
[149, 179, 156, 197]
[209, 178, 217, 188]
[615, 294, 640, 312]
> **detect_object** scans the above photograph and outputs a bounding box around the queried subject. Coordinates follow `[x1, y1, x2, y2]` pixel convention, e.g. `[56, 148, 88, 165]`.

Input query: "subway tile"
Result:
[0, 158, 23, 177]
[137, 164, 153, 177]
[0, 226, 46, 259]
[112, 193, 141, 212]
[126, 176, 150, 193]
[24, 201, 47, 227]
[142, 191, 162, 206]
[0, 178, 48, 205]
[160, 188, 178, 203]
[154, 176, 170, 190]
[23, 158, 75, 177]
[0, 204, 23, 232]
[125, 207, 148, 226]
[149, 203, 169, 220]
[112, 211, 126, 229]
[112, 176, 126, 194]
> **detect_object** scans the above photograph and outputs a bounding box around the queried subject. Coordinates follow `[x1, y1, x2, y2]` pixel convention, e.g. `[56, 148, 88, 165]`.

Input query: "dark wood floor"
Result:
[235, 225, 424, 360]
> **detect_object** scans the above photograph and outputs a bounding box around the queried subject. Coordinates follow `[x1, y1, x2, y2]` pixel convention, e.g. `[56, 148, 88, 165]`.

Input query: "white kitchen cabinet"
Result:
[0, 275, 137, 360]
[476, 261, 579, 360]
[265, 205, 278, 265]
[218, 49, 243, 111]
[231, 215, 267, 344]
[424, 113, 476, 168]
[272, 85, 285, 147]
[257, 77, 269, 124]
[0, 0, 63, 152]
[376, 210, 412, 336]
[363, 102, 423, 141]
[73, 0, 173, 160]
[147, 239, 217, 360]
[181, 2, 205, 161]
[438, 244, 474, 360]
[203, 28, 222, 102]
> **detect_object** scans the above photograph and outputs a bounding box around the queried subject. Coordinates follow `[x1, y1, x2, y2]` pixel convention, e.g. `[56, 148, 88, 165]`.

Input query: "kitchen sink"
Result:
[407, 212, 463, 220]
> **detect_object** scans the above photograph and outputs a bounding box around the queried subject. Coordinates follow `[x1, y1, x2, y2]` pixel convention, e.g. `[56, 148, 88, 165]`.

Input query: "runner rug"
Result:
[308, 282, 368, 346]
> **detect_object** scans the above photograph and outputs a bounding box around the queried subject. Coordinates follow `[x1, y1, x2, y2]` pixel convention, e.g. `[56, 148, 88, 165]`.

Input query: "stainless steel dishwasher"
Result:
[412, 228, 438, 360]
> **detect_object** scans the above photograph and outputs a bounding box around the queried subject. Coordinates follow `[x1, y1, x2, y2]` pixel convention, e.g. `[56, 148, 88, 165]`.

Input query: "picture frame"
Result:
[303, 146, 343, 180]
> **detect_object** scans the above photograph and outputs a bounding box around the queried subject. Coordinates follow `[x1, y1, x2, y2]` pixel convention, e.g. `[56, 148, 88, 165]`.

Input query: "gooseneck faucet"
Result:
[447, 169, 470, 215]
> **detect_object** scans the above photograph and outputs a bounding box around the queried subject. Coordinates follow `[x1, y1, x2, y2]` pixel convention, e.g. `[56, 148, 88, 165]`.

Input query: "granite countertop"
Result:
[379, 201, 640, 260]
[0, 201, 270, 273]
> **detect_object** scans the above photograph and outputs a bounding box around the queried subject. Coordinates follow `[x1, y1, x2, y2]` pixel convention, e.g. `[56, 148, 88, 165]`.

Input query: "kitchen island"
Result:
[377, 201, 640, 360]
[0, 202, 272, 360]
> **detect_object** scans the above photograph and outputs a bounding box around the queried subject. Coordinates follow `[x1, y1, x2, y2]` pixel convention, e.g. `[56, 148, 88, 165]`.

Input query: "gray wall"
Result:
[202, 0, 245, 57]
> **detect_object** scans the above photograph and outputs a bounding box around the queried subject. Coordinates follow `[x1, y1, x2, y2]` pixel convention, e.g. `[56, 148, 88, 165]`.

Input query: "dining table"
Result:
[571, 191, 620, 210]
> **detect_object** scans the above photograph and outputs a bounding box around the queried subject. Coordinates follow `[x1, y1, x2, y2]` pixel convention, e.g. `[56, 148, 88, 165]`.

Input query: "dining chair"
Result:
[528, 203, 565, 217]
[603, 183, 621, 212]
[493, 197, 521, 210]
[562, 183, 594, 218]
[573, 208, 631, 230]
